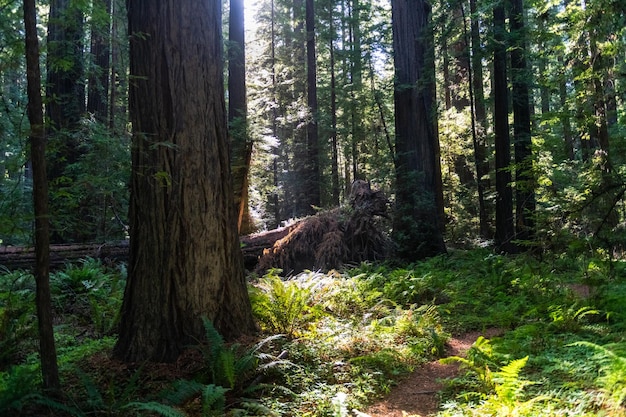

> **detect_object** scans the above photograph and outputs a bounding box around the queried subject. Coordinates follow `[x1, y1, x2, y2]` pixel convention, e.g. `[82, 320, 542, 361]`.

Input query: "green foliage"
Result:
[47, 117, 130, 243]
[3, 248, 626, 416]
[200, 318, 239, 389]
[548, 304, 600, 333]
[0, 365, 39, 413]
[572, 341, 626, 409]
[0, 269, 37, 368]
[50, 258, 125, 336]
[249, 271, 326, 337]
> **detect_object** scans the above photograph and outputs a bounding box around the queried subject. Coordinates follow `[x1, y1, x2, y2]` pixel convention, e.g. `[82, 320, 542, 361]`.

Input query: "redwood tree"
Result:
[510, 0, 535, 241]
[24, 0, 60, 391]
[305, 0, 321, 209]
[229, 0, 254, 234]
[493, 1, 516, 253]
[114, 0, 256, 363]
[391, 0, 446, 260]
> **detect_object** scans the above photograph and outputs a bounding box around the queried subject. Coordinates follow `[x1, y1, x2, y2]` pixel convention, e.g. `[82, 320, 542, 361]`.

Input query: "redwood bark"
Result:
[510, 0, 535, 241]
[493, 1, 516, 253]
[24, 0, 60, 391]
[391, 0, 446, 260]
[114, 0, 256, 363]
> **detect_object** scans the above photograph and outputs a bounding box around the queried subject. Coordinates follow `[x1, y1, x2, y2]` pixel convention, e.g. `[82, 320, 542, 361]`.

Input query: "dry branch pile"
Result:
[254, 181, 391, 275]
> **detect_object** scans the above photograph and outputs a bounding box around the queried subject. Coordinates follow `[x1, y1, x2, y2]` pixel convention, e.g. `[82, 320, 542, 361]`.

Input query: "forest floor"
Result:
[365, 328, 504, 417]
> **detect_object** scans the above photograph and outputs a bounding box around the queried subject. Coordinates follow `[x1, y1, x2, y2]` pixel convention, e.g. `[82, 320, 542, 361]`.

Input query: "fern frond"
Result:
[202, 384, 229, 415]
[161, 379, 204, 405]
[493, 356, 531, 403]
[202, 317, 225, 363]
[238, 399, 279, 416]
[125, 401, 186, 417]
[571, 341, 626, 407]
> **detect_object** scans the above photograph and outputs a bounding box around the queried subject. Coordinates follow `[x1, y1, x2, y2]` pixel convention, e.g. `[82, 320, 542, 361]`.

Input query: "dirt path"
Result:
[364, 328, 503, 417]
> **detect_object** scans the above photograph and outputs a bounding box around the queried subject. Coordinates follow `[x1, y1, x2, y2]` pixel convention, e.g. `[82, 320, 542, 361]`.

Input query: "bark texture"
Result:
[493, 2, 516, 253]
[114, 0, 256, 363]
[391, 0, 446, 260]
[510, 0, 535, 241]
[24, 0, 60, 391]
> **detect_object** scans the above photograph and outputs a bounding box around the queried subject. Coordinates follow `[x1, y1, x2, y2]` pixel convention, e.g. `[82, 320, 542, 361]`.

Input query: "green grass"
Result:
[0, 249, 625, 416]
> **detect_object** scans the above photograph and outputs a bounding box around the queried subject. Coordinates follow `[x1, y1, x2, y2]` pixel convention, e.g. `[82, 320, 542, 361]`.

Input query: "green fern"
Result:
[125, 401, 186, 417]
[492, 356, 532, 404]
[0, 366, 40, 413]
[441, 336, 498, 391]
[200, 318, 236, 388]
[571, 341, 626, 408]
[249, 273, 324, 337]
[201, 384, 229, 416]
[161, 379, 205, 405]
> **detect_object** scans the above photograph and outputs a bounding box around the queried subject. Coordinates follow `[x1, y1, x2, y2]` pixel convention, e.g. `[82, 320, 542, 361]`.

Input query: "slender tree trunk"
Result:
[329, 1, 340, 206]
[306, 0, 321, 208]
[349, 0, 363, 182]
[451, 6, 470, 111]
[87, 0, 111, 123]
[470, 0, 493, 239]
[229, 0, 254, 233]
[270, 0, 281, 228]
[391, 0, 446, 260]
[558, 54, 575, 160]
[24, 0, 60, 391]
[465, 0, 490, 239]
[442, 34, 451, 110]
[114, 0, 256, 363]
[510, 0, 535, 241]
[493, 1, 516, 253]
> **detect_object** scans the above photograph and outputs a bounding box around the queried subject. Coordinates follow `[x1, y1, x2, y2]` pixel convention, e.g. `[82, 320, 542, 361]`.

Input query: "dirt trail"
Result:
[364, 328, 503, 417]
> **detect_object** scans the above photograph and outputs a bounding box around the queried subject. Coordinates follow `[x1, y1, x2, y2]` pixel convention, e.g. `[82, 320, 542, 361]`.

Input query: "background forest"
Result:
[0, 0, 624, 252]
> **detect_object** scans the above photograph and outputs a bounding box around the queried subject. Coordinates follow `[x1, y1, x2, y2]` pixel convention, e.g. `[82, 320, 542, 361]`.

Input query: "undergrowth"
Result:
[0, 249, 625, 416]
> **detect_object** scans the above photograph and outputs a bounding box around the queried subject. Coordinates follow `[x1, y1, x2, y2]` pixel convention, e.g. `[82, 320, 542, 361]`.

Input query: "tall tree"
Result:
[87, 0, 111, 123]
[24, 0, 60, 391]
[46, 0, 86, 242]
[510, 0, 535, 241]
[305, 0, 321, 209]
[493, 0, 516, 253]
[391, 0, 446, 260]
[468, 0, 490, 238]
[328, 1, 340, 206]
[229, 0, 254, 234]
[114, 0, 256, 363]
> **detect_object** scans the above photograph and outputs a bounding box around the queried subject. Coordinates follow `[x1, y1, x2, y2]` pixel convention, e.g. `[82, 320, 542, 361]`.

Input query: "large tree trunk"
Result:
[24, 0, 60, 391]
[493, 1, 516, 253]
[391, 0, 446, 260]
[114, 0, 256, 363]
[510, 0, 535, 242]
[510, 0, 536, 240]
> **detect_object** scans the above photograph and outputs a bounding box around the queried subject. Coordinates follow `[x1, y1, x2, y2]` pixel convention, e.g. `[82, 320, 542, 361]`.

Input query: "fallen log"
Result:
[0, 181, 390, 273]
[0, 241, 130, 271]
[0, 226, 297, 272]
